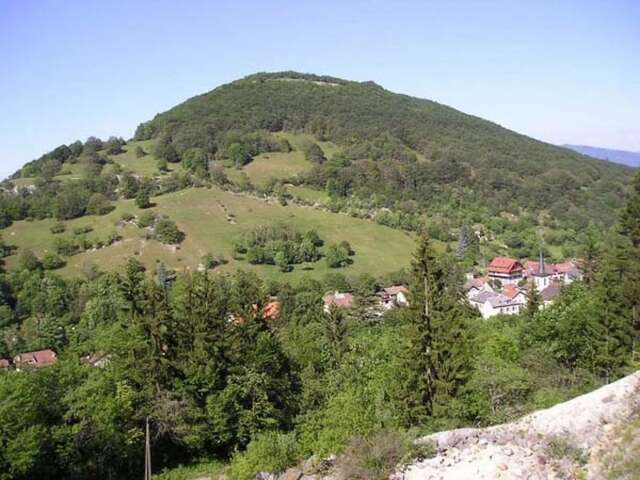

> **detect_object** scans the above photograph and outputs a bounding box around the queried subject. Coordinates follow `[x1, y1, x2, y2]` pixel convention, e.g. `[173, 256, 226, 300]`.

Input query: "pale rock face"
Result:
[397, 371, 640, 480]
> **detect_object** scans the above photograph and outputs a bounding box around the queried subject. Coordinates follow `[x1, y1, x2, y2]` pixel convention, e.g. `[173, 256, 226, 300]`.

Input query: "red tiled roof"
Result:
[488, 257, 522, 274]
[263, 300, 281, 320]
[554, 261, 578, 274]
[502, 284, 520, 299]
[464, 276, 488, 291]
[323, 292, 354, 308]
[383, 285, 408, 296]
[13, 349, 57, 368]
[0, 359, 10, 368]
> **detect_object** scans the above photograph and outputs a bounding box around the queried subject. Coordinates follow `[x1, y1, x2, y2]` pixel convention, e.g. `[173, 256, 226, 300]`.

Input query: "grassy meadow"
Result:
[4, 186, 417, 282]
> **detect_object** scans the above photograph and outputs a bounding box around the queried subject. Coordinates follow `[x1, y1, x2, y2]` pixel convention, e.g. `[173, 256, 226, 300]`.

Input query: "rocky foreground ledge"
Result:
[397, 370, 640, 480]
[255, 370, 639, 480]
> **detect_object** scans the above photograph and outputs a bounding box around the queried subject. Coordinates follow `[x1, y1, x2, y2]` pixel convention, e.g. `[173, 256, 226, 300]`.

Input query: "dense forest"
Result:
[0, 167, 638, 479]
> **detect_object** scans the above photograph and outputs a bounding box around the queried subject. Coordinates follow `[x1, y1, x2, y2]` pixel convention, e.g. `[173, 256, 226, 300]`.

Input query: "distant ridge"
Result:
[563, 144, 640, 167]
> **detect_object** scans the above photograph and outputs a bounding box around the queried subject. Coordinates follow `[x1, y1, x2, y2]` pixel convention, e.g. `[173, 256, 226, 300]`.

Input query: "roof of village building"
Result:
[502, 284, 522, 300]
[464, 276, 489, 291]
[263, 299, 281, 320]
[469, 291, 497, 304]
[470, 290, 524, 308]
[383, 285, 409, 296]
[523, 260, 554, 276]
[323, 292, 355, 308]
[488, 257, 523, 274]
[0, 359, 10, 368]
[541, 281, 562, 302]
[13, 349, 57, 368]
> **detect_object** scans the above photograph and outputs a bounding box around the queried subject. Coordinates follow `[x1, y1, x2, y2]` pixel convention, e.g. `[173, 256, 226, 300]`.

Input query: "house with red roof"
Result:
[263, 299, 281, 320]
[377, 285, 410, 310]
[487, 257, 524, 285]
[0, 359, 11, 369]
[13, 349, 57, 370]
[323, 291, 355, 313]
[468, 288, 527, 319]
[463, 276, 495, 300]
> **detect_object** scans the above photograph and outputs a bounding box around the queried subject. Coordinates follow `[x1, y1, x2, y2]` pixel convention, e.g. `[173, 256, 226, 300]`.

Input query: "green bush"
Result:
[229, 432, 299, 480]
[73, 225, 93, 235]
[335, 431, 412, 480]
[53, 237, 79, 256]
[42, 252, 65, 270]
[50, 222, 66, 234]
[155, 217, 183, 244]
[137, 211, 157, 228]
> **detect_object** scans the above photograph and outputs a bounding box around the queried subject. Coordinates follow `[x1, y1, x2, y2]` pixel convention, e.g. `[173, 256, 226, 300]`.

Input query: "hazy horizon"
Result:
[1, 0, 638, 179]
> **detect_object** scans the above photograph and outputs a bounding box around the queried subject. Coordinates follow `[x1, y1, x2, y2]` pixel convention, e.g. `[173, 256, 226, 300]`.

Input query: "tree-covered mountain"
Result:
[134, 71, 634, 227]
[563, 144, 640, 167]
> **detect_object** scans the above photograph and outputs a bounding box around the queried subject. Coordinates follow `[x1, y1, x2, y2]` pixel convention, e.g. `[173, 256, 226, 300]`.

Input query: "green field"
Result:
[110, 139, 186, 177]
[225, 150, 311, 187]
[4, 186, 416, 281]
[224, 132, 338, 188]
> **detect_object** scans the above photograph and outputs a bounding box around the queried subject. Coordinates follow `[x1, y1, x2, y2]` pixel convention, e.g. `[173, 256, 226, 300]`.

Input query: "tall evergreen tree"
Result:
[407, 233, 473, 419]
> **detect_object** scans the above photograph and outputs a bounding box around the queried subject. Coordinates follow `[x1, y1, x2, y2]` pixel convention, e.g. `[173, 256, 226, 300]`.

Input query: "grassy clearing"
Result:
[288, 185, 330, 204]
[110, 139, 185, 177]
[275, 131, 340, 159]
[3, 186, 416, 282]
[226, 150, 311, 187]
[224, 132, 337, 188]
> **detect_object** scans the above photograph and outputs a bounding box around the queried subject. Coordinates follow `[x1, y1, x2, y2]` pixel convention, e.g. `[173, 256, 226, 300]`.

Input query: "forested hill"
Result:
[134, 71, 634, 227]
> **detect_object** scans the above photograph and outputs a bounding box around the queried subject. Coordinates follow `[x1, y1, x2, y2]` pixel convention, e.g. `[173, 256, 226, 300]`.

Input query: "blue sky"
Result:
[1, 0, 638, 179]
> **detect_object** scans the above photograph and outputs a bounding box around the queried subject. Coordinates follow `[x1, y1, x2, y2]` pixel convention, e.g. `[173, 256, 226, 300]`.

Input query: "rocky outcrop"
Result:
[255, 371, 639, 480]
[397, 370, 640, 480]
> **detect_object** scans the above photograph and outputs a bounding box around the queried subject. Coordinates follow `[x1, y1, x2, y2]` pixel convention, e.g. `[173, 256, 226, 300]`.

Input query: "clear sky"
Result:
[1, 0, 638, 179]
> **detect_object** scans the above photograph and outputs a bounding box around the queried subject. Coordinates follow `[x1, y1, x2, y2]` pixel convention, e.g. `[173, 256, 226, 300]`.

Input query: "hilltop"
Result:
[135, 71, 634, 227]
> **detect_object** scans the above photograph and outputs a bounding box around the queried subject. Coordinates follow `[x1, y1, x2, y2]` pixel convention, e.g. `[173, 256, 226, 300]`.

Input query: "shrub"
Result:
[137, 211, 157, 228]
[42, 252, 65, 270]
[105, 231, 122, 246]
[335, 431, 410, 480]
[120, 212, 135, 223]
[73, 225, 93, 235]
[86, 192, 113, 215]
[325, 243, 351, 268]
[18, 248, 41, 271]
[50, 222, 66, 234]
[155, 217, 183, 244]
[201, 253, 226, 270]
[134, 146, 146, 158]
[53, 237, 79, 256]
[228, 431, 298, 480]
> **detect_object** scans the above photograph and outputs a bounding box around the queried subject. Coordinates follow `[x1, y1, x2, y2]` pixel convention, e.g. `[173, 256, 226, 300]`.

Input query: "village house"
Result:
[468, 282, 528, 319]
[263, 298, 281, 320]
[13, 349, 57, 370]
[540, 281, 562, 306]
[0, 358, 11, 369]
[377, 285, 409, 310]
[463, 276, 495, 300]
[323, 291, 354, 313]
[487, 257, 524, 285]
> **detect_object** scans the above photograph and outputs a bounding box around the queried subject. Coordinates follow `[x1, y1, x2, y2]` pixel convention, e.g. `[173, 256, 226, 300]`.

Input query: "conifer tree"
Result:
[407, 233, 473, 418]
